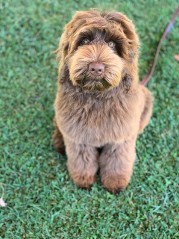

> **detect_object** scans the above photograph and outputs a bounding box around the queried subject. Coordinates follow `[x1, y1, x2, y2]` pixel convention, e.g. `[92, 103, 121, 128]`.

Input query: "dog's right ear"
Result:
[55, 31, 70, 83]
[55, 32, 69, 64]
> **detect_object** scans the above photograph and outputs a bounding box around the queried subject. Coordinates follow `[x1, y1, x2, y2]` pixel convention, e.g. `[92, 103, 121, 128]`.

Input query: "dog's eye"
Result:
[108, 41, 116, 49]
[81, 38, 91, 45]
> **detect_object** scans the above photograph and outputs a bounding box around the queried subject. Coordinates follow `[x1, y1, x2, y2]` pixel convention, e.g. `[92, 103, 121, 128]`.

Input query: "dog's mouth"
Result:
[76, 77, 112, 91]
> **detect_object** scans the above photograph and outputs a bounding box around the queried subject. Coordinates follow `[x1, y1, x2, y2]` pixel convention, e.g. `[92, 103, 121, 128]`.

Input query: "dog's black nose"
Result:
[89, 62, 104, 76]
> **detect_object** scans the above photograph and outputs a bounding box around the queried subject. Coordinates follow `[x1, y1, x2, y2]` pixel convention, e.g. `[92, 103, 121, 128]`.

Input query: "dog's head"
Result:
[57, 10, 139, 92]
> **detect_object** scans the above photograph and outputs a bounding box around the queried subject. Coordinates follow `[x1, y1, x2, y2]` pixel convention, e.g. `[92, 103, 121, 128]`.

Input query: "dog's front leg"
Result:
[65, 139, 99, 189]
[100, 138, 136, 194]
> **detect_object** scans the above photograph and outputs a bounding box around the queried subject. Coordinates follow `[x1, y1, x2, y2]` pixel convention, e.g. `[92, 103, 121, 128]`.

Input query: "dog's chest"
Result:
[56, 92, 140, 146]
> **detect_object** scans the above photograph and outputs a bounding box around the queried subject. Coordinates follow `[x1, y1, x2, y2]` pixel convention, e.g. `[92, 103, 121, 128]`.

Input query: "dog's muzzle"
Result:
[69, 44, 124, 90]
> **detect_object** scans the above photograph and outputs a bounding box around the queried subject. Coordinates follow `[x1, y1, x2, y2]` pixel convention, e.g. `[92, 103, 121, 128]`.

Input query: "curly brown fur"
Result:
[53, 10, 153, 193]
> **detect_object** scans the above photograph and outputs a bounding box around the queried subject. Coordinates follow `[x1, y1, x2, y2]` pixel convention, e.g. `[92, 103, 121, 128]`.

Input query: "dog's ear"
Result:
[56, 10, 97, 60]
[55, 32, 69, 64]
[57, 63, 70, 83]
[55, 30, 70, 83]
[105, 12, 138, 41]
[105, 12, 139, 59]
[55, 11, 88, 82]
[121, 73, 132, 93]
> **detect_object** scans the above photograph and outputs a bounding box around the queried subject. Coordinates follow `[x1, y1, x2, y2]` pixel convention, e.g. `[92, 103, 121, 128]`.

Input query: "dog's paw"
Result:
[101, 174, 130, 194]
[72, 174, 96, 190]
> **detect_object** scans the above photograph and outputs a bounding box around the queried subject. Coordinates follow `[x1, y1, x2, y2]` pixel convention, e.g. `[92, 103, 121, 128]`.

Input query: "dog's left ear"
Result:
[121, 73, 133, 93]
[105, 12, 139, 59]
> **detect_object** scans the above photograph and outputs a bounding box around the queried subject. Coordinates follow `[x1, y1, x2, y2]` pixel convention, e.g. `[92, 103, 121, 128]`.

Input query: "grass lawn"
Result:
[0, 0, 178, 238]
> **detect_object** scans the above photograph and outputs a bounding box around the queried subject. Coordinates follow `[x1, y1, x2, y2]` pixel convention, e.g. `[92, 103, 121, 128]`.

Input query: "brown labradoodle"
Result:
[53, 10, 153, 193]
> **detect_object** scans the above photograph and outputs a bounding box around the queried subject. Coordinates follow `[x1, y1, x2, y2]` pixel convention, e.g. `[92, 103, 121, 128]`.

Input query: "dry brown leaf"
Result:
[174, 54, 179, 61]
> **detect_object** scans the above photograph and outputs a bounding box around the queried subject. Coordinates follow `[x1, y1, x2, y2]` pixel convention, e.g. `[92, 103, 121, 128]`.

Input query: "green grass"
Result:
[0, 0, 179, 238]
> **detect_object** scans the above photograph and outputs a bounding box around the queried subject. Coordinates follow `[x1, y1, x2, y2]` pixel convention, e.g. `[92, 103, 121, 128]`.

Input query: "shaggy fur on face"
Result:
[53, 10, 153, 193]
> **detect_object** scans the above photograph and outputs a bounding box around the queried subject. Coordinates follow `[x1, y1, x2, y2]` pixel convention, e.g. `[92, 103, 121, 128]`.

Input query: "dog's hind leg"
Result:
[52, 118, 65, 155]
[139, 86, 153, 133]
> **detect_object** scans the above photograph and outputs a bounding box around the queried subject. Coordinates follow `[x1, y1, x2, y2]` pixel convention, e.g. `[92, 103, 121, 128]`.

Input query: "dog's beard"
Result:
[68, 44, 124, 92]
[76, 77, 111, 91]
